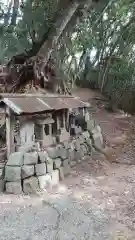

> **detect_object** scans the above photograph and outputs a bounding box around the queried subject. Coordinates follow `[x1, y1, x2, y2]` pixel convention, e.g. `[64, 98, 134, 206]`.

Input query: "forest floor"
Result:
[0, 88, 135, 239]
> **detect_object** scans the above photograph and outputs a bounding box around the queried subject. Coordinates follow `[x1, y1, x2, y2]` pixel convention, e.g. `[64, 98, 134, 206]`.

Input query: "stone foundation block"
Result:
[63, 159, 70, 176]
[6, 181, 22, 194]
[78, 135, 85, 144]
[93, 132, 103, 149]
[91, 125, 102, 134]
[74, 139, 80, 151]
[87, 119, 95, 132]
[38, 151, 49, 163]
[86, 145, 91, 155]
[0, 163, 5, 169]
[59, 129, 70, 142]
[5, 166, 21, 182]
[46, 161, 53, 173]
[74, 151, 81, 162]
[51, 170, 59, 186]
[67, 149, 75, 163]
[35, 163, 46, 176]
[23, 177, 39, 194]
[38, 174, 52, 189]
[82, 131, 90, 140]
[96, 125, 102, 133]
[42, 136, 55, 147]
[59, 167, 65, 180]
[0, 179, 4, 192]
[53, 158, 62, 169]
[47, 147, 58, 159]
[81, 144, 89, 156]
[86, 138, 92, 147]
[63, 141, 70, 149]
[74, 126, 82, 135]
[0, 151, 6, 161]
[69, 141, 75, 150]
[58, 147, 67, 160]
[80, 145, 85, 158]
[7, 152, 24, 166]
[21, 165, 35, 179]
[17, 145, 33, 153]
[0, 168, 4, 179]
[24, 152, 38, 165]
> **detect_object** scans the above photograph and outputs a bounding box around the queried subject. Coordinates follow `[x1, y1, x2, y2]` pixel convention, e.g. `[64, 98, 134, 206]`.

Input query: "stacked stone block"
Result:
[5, 152, 24, 194]
[2, 123, 104, 194]
[0, 165, 5, 192]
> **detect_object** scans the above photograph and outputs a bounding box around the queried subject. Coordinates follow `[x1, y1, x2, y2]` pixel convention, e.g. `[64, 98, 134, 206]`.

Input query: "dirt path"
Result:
[0, 88, 135, 239]
[73, 87, 135, 163]
[0, 159, 135, 239]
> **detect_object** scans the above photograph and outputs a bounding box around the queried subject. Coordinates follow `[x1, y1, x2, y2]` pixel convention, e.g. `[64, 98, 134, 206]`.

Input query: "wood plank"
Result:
[6, 107, 14, 158]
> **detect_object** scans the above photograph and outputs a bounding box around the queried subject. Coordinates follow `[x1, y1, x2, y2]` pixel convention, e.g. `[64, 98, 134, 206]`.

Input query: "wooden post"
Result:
[41, 124, 45, 147]
[63, 110, 66, 129]
[41, 124, 45, 138]
[57, 116, 60, 130]
[48, 124, 52, 135]
[6, 107, 14, 158]
[66, 109, 69, 132]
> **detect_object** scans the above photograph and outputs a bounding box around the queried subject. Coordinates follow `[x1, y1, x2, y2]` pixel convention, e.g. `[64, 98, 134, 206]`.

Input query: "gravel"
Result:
[0, 158, 134, 240]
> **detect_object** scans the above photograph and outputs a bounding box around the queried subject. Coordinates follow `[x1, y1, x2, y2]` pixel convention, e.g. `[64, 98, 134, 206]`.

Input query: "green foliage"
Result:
[0, 0, 59, 62]
[65, 0, 135, 113]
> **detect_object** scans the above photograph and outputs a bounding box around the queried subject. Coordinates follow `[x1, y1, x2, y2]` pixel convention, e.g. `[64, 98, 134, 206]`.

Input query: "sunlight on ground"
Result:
[116, 110, 131, 118]
[57, 184, 68, 193]
[114, 233, 128, 240]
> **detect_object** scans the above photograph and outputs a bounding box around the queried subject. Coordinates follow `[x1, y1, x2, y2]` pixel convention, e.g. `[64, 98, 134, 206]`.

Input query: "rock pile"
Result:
[4, 129, 97, 194]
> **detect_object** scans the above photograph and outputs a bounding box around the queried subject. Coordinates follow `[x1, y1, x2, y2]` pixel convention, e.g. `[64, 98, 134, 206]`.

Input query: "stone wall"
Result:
[1, 121, 103, 194]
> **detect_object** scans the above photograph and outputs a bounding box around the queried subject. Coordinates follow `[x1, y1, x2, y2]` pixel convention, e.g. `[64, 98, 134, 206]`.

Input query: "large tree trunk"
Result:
[38, 0, 79, 70]
[6, 0, 81, 93]
[5, 0, 97, 93]
[8, 0, 80, 66]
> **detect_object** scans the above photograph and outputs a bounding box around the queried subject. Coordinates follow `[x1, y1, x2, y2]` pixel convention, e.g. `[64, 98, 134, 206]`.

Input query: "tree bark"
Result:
[6, 0, 98, 92]
[10, 0, 19, 26]
[37, 0, 80, 70]
[4, 0, 12, 26]
[8, 0, 96, 66]
[8, 0, 80, 66]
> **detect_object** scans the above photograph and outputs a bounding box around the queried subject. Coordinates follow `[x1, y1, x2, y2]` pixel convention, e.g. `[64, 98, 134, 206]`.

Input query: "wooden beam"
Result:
[63, 110, 66, 129]
[66, 109, 69, 131]
[6, 106, 14, 158]
[57, 116, 60, 130]
[0, 93, 74, 98]
[48, 124, 52, 135]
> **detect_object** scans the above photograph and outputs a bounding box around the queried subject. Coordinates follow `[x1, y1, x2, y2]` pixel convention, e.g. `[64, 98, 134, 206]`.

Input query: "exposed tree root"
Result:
[0, 57, 72, 94]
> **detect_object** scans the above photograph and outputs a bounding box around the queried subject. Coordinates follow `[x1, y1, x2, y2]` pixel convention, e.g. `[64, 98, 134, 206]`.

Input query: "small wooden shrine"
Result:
[0, 93, 88, 158]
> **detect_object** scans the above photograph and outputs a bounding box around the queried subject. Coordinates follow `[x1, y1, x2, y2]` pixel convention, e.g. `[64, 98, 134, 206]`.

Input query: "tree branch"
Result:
[4, 0, 12, 26]
[10, 0, 19, 26]
[6, 0, 100, 93]
[37, 0, 80, 70]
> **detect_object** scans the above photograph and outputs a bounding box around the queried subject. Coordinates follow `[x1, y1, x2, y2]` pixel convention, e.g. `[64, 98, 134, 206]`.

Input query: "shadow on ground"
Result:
[0, 158, 135, 240]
